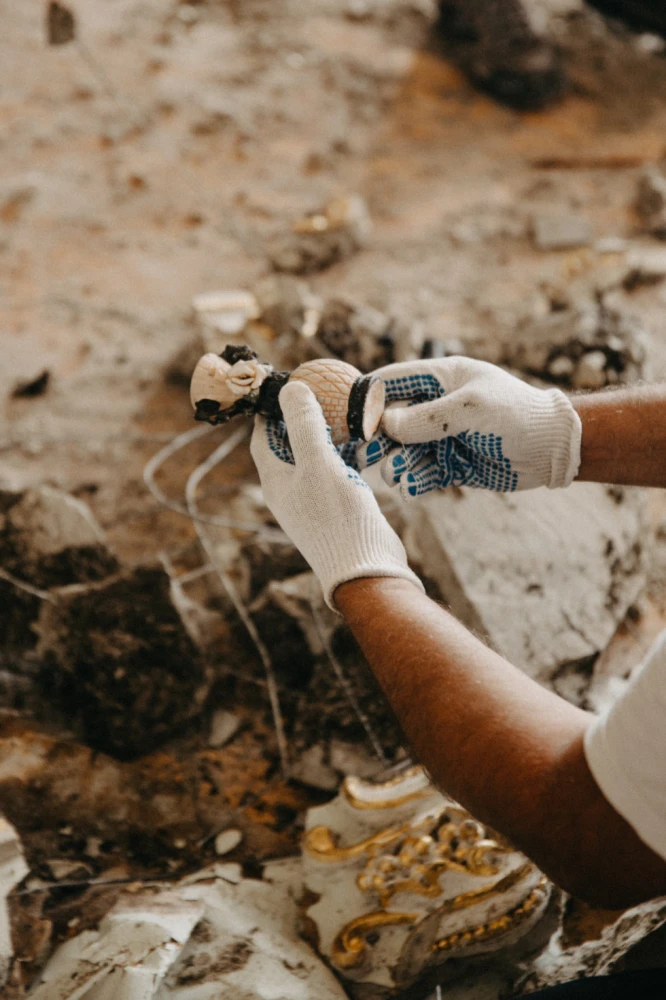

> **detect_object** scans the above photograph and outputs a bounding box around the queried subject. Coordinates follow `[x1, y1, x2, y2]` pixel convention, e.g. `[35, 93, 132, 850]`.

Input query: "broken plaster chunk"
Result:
[572, 349, 608, 390]
[404, 484, 646, 684]
[521, 895, 666, 992]
[0, 816, 28, 989]
[302, 766, 551, 992]
[208, 710, 240, 748]
[214, 829, 243, 856]
[36, 565, 212, 759]
[531, 212, 593, 251]
[28, 890, 204, 1000]
[158, 871, 347, 998]
[191, 289, 259, 338]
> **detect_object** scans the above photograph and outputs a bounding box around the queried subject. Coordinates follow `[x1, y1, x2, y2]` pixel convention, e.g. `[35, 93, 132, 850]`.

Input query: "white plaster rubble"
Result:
[0, 816, 28, 988]
[404, 483, 647, 682]
[27, 862, 346, 1000]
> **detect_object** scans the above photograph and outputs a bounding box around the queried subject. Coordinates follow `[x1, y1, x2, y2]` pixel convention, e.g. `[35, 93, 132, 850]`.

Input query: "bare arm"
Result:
[574, 384, 666, 487]
[335, 576, 666, 908]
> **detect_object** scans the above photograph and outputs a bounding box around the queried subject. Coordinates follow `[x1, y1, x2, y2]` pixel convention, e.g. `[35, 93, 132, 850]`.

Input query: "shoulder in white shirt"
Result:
[585, 628, 666, 861]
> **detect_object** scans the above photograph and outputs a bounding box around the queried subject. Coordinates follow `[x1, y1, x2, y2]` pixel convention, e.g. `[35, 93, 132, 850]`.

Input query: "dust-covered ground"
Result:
[4, 0, 666, 995]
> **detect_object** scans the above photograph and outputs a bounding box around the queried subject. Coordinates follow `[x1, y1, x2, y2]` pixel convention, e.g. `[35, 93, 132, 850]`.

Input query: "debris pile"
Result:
[491, 299, 648, 390]
[267, 194, 372, 275]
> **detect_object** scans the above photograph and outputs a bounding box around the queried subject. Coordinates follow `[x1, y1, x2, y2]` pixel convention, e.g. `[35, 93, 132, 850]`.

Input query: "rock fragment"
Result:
[36, 565, 212, 759]
[404, 484, 646, 684]
[531, 212, 593, 251]
[572, 348, 608, 390]
[213, 829, 242, 856]
[208, 710, 240, 749]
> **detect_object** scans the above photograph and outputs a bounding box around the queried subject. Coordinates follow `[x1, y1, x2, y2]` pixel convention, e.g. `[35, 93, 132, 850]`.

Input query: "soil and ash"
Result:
[36, 566, 211, 759]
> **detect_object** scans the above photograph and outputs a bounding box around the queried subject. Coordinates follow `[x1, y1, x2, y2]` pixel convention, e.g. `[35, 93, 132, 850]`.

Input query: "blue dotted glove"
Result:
[250, 381, 424, 608]
[348, 358, 582, 499]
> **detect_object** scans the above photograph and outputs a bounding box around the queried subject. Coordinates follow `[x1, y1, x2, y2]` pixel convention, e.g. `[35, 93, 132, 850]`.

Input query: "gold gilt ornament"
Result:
[302, 766, 552, 992]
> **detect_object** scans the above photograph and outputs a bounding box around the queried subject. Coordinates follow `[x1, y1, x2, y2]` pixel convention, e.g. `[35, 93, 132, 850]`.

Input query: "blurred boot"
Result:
[435, 0, 566, 111]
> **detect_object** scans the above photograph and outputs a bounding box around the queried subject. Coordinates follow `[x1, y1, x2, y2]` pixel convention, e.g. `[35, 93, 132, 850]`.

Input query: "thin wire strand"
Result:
[185, 431, 290, 777]
[0, 567, 56, 603]
[309, 576, 387, 765]
[143, 423, 285, 538]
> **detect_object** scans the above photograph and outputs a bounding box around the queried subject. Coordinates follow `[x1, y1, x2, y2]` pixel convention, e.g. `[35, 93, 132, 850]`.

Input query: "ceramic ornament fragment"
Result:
[190, 345, 385, 444]
[302, 765, 552, 992]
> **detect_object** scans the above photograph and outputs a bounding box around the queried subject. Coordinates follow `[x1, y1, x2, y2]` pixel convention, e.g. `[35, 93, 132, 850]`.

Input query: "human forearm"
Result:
[335, 576, 666, 906]
[574, 384, 666, 487]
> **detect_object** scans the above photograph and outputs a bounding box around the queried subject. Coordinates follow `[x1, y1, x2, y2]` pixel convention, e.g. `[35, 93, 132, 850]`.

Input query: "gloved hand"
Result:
[250, 381, 424, 609]
[355, 357, 582, 498]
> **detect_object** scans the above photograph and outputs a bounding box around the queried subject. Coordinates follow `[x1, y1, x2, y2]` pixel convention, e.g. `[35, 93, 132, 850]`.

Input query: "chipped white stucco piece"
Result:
[29, 860, 346, 1000]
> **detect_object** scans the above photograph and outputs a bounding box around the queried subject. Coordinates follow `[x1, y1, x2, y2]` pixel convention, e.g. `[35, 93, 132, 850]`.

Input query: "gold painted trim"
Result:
[303, 821, 429, 863]
[342, 767, 433, 811]
[332, 910, 420, 969]
[431, 876, 550, 953]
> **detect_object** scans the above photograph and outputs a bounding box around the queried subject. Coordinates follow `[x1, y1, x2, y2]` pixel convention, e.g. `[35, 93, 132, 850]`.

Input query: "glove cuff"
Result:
[528, 388, 582, 489]
[309, 517, 425, 610]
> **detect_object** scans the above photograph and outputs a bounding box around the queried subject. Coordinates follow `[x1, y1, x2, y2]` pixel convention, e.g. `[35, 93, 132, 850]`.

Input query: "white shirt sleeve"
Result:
[584, 629, 666, 862]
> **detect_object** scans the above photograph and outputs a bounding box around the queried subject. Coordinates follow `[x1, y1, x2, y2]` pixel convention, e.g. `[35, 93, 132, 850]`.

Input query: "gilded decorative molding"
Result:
[332, 911, 420, 969]
[342, 767, 433, 811]
[302, 767, 552, 991]
[432, 876, 550, 953]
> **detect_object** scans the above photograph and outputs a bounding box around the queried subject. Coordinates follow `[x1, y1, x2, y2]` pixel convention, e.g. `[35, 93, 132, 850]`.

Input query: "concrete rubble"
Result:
[405, 483, 647, 684]
[487, 299, 649, 391]
[531, 213, 593, 252]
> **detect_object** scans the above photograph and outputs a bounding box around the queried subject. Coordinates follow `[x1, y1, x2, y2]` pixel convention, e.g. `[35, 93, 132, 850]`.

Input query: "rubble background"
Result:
[3, 0, 666, 996]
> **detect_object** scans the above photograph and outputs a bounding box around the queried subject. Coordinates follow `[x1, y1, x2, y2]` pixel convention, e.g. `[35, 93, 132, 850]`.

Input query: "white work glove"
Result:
[250, 381, 424, 609]
[354, 357, 582, 499]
